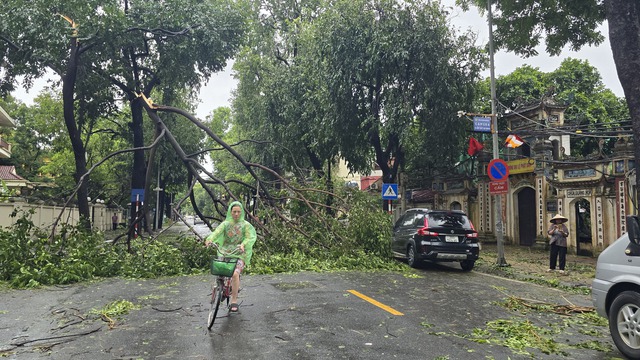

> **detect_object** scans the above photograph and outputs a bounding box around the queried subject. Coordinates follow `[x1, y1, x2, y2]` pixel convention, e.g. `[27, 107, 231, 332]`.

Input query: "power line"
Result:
[497, 100, 632, 139]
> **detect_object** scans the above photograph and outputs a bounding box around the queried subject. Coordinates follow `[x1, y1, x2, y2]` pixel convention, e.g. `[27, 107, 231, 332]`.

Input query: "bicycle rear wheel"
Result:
[207, 281, 223, 330]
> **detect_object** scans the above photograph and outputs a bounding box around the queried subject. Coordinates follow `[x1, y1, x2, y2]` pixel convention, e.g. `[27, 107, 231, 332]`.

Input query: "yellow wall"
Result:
[0, 201, 117, 232]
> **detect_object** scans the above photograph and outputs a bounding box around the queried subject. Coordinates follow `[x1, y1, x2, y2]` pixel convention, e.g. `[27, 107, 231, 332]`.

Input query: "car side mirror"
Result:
[625, 215, 640, 256]
[627, 215, 640, 245]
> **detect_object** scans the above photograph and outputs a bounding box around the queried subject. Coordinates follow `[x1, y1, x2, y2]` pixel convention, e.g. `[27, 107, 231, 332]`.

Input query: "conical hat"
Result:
[550, 214, 568, 223]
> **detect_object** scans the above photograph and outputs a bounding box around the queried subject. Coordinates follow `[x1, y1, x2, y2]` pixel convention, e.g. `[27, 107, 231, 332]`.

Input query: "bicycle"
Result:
[207, 246, 242, 330]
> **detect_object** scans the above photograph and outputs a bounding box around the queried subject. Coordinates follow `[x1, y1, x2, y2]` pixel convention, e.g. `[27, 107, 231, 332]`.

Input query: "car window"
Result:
[413, 213, 425, 227]
[393, 215, 405, 229]
[402, 212, 416, 227]
[427, 212, 472, 229]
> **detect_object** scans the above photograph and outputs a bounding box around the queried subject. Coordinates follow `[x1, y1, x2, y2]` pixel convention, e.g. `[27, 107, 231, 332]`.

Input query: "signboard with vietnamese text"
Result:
[473, 116, 492, 133]
[507, 158, 535, 175]
[566, 189, 592, 198]
[489, 180, 509, 195]
[564, 168, 597, 179]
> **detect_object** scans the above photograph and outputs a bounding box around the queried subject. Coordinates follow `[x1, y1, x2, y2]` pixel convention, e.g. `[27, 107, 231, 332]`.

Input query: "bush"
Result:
[0, 210, 203, 287]
[250, 181, 398, 274]
[0, 184, 403, 288]
[0, 209, 120, 287]
[175, 233, 212, 272]
[117, 240, 188, 278]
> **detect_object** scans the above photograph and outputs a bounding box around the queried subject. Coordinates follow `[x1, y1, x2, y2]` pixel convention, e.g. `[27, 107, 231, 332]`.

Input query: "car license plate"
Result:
[445, 235, 458, 243]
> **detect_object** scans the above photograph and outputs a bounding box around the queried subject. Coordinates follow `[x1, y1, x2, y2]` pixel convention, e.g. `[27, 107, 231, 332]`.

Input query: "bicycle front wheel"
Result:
[207, 281, 223, 330]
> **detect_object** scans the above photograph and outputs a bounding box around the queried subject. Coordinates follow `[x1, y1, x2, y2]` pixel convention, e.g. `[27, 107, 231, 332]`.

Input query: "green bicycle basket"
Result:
[210, 258, 238, 277]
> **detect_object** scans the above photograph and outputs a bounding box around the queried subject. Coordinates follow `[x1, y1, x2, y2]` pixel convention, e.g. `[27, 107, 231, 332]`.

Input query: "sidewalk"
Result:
[476, 243, 596, 291]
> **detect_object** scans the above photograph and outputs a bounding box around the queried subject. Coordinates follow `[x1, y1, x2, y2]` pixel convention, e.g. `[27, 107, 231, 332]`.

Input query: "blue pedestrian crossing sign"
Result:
[382, 183, 399, 200]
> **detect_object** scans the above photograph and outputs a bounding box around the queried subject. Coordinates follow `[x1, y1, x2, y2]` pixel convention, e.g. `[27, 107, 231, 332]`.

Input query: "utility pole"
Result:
[154, 164, 163, 230]
[488, 0, 508, 266]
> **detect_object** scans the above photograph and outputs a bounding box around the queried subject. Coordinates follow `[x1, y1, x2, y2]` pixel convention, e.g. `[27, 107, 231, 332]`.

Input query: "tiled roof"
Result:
[0, 166, 25, 181]
[361, 176, 381, 190]
[411, 189, 436, 202]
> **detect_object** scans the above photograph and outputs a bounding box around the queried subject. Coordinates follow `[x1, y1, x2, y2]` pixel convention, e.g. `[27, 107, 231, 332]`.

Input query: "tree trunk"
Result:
[62, 38, 90, 227]
[157, 181, 166, 230]
[128, 98, 147, 238]
[163, 191, 171, 222]
[325, 161, 334, 215]
[306, 147, 324, 175]
[142, 124, 161, 233]
[606, 0, 640, 211]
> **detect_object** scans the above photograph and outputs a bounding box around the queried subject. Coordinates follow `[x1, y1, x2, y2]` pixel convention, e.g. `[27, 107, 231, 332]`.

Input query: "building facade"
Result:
[0, 105, 117, 231]
[428, 101, 635, 255]
[0, 105, 27, 194]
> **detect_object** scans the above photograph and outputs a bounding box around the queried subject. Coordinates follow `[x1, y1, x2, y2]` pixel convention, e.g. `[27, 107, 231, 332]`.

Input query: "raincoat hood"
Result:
[226, 201, 246, 223]
[206, 200, 257, 265]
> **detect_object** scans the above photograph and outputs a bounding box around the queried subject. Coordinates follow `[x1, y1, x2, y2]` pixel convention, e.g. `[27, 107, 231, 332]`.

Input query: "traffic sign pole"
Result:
[488, 1, 508, 267]
[382, 184, 398, 214]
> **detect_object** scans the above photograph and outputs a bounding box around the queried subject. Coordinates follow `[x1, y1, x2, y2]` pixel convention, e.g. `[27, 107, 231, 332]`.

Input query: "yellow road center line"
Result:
[347, 290, 404, 316]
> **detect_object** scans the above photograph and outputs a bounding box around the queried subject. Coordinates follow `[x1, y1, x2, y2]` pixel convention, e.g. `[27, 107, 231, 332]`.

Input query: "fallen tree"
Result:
[49, 93, 392, 262]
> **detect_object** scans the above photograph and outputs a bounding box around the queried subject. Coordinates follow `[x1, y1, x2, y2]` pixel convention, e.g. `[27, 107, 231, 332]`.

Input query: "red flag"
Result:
[505, 134, 524, 148]
[467, 137, 484, 156]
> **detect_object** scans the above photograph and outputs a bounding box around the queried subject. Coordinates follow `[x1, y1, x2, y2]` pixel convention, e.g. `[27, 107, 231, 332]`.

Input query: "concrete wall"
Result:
[0, 201, 118, 232]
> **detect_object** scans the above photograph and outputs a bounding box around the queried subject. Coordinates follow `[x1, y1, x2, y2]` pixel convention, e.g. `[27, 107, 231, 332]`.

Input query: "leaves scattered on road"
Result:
[90, 299, 140, 329]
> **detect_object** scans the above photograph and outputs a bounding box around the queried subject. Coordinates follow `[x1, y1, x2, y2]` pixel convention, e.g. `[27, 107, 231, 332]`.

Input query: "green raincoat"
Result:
[205, 201, 257, 265]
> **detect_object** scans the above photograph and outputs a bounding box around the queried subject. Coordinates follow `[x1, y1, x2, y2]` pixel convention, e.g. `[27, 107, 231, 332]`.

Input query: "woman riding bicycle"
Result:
[205, 201, 256, 312]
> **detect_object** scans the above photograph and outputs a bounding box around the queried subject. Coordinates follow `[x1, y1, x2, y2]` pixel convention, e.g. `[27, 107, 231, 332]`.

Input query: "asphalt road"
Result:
[0, 261, 621, 360]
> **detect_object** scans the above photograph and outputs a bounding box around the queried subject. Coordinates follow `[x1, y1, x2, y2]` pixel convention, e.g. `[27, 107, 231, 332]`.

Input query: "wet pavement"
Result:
[0, 221, 622, 359]
[0, 266, 621, 359]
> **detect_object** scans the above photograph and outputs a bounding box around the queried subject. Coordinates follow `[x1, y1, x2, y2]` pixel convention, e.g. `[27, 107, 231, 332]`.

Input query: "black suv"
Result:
[391, 208, 480, 271]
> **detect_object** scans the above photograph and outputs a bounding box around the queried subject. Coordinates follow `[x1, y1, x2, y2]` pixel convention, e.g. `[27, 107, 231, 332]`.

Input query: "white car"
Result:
[592, 215, 640, 359]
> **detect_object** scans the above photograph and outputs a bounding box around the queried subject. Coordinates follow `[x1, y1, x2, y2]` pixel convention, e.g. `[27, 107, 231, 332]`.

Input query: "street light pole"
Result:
[488, 0, 508, 266]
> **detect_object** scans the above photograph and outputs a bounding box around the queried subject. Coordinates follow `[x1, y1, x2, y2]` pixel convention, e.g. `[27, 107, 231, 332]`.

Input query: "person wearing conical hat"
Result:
[547, 214, 569, 273]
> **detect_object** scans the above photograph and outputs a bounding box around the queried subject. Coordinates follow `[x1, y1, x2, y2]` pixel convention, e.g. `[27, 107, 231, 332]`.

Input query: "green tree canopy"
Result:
[232, 0, 336, 178]
[474, 59, 628, 158]
[458, 0, 640, 207]
[233, 0, 484, 187]
[306, 0, 483, 182]
[1, 0, 248, 229]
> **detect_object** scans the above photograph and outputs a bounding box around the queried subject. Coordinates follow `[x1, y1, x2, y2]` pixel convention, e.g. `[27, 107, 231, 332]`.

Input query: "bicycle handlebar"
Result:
[205, 242, 244, 256]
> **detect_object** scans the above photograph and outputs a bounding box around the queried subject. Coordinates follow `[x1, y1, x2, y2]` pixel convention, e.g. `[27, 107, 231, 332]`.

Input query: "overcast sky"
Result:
[193, 2, 624, 119]
[13, 1, 622, 121]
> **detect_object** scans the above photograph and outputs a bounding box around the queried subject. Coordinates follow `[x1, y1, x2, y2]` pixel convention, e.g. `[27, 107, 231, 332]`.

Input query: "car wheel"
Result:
[609, 290, 640, 359]
[407, 243, 421, 268]
[460, 260, 475, 272]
